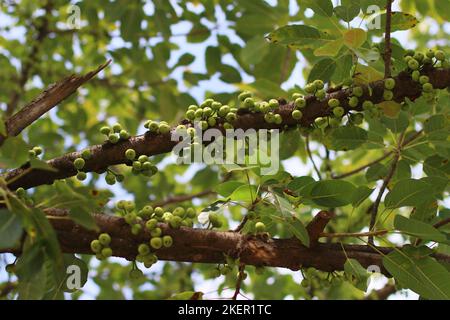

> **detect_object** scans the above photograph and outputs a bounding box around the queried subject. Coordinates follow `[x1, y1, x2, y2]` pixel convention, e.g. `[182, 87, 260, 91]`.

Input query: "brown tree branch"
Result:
[232, 263, 246, 300]
[3, 209, 449, 275]
[3, 67, 450, 190]
[306, 210, 335, 246]
[368, 151, 400, 244]
[365, 283, 397, 300]
[332, 151, 392, 179]
[0, 60, 111, 146]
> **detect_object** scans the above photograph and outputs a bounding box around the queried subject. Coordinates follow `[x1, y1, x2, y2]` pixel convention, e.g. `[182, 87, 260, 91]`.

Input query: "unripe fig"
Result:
[162, 235, 173, 247]
[328, 98, 340, 108]
[74, 158, 85, 170]
[150, 237, 162, 250]
[268, 99, 279, 109]
[81, 149, 92, 160]
[292, 110, 303, 120]
[76, 171, 87, 181]
[101, 247, 113, 258]
[384, 78, 396, 90]
[90, 240, 102, 253]
[255, 222, 266, 233]
[98, 233, 111, 246]
[125, 149, 136, 160]
[295, 97, 306, 108]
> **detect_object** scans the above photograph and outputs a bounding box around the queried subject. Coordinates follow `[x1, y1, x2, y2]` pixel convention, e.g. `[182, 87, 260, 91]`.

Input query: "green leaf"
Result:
[0, 209, 23, 249]
[284, 216, 310, 247]
[330, 126, 368, 151]
[287, 176, 316, 194]
[175, 53, 195, 67]
[334, 5, 361, 22]
[241, 36, 269, 66]
[187, 24, 210, 43]
[351, 186, 374, 208]
[300, 0, 334, 17]
[365, 163, 388, 182]
[385, 179, 434, 208]
[383, 249, 450, 299]
[423, 155, 450, 178]
[219, 64, 242, 83]
[0, 136, 29, 169]
[279, 130, 301, 160]
[67, 206, 98, 231]
[308, 58, 337, 83]
[309, 180, 357, 207]
[230, 185, 257, 203]
[18, 262, 47, 300]
[394, 215, 450, 244]
[266, 25, 325, 48]
[370, 12, 419, 33]
[381, 111, 409, 133]
[313, 38, 344, 57]
[273, 192, 297, 218]
[205, 46, 222, 74]
[344, 258, 369, 291]
[214, 181, 246, 198]
[0, 115, 6, 136]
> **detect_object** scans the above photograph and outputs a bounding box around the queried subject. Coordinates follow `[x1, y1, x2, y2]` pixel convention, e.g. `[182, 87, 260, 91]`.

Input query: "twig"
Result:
[365, 283, 396, 300]
[306, 210, 335, 246]
[234, 215, 249, 233]
[384, 0, 393, 78]
[368, 132, 405, 244]
[433, 217, 450, 229]
[306, 135, 322, 180]
[232, 263, 246, 300]
[333, 151, 393, 179]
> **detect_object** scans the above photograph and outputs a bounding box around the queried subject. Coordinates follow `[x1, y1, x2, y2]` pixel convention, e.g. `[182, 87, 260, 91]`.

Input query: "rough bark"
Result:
[3, 209, 449, 275]
[4, 67, 450, 190]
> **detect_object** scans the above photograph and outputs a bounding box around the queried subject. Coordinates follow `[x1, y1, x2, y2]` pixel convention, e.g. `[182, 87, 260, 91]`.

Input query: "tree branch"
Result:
[306, 210, 334, 246]
[332, 151, 392, 179]
[4, 67, 450, 190]
[0, 60, 111, 146]
[3, 209, 449, 275]
[368, 146, 402, 244]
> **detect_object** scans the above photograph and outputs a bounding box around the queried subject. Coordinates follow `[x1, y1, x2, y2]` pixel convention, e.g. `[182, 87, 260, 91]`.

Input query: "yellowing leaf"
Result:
[343, 28, 367, 49]
[353, 64, 383, 85]
[378, 101, 402, 118]
[314, 38, 344, 57]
